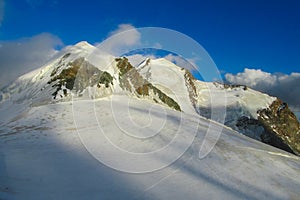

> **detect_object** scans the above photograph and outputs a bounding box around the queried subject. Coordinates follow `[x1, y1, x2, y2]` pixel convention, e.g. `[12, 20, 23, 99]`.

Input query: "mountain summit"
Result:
[1, 42, 299, 155]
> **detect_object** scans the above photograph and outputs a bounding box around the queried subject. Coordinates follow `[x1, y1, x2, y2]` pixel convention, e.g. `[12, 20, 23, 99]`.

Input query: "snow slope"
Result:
[195, 82, 276, 119]
[1, 95, 300, 199]
[136, 57, 281, 143]
[194, 82, 277, 138]
[1, 42, 300, 199]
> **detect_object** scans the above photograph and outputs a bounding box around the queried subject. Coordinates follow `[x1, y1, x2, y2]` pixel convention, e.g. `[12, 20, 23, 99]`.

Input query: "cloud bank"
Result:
[225, 68, 300, 114]
[164, 54, 198, 72]
[98, 24, 141, 56]
[0, 33, 62, 88]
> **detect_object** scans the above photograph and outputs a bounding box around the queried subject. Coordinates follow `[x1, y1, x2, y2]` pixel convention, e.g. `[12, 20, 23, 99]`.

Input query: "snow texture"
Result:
[1, 42, 299, 200]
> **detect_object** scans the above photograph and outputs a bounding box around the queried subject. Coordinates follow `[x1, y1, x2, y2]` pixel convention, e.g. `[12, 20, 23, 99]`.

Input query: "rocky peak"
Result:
[258, 98, 300, 155]
[183, 69, 198, 110]
[47, 57, 114, 100]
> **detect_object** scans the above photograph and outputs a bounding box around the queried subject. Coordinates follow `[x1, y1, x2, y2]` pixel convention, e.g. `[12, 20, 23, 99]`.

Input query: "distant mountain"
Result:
[0, 41, 300, 199]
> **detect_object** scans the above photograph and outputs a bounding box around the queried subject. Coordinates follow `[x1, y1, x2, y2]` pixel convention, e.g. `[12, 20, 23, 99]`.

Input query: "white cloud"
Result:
[164, 54, 198, 72]
[153, 42, 162, 49]
[0, 33, 63, 88]
[108, 24, 140, 44]
[96, 24, 141, 56]
[225, 68, 300, 113]
[0, 0, 4, 27]
[226, 68, 278, 89]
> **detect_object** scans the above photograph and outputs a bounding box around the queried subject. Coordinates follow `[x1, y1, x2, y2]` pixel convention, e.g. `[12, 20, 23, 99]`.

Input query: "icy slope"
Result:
[0, 95, 300, 199]
[137, 58, 196, 114]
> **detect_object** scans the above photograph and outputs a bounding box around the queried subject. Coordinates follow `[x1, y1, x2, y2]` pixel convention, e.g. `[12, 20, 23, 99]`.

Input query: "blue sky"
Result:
[0, 0, 299, 112]
[1, 0, 300, 74]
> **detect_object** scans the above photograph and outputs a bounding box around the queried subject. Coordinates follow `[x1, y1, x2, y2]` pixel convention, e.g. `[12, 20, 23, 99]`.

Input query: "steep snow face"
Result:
[195, 82, 276, 119]
[137, 58, 197, 114]
[115, 57, 181, 111]
[0, 42, 117, 106]
[195, 81, 277, 141]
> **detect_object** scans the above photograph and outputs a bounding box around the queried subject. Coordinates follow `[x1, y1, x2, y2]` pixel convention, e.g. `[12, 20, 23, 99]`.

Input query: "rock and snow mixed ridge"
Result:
[0, 41, 299, 155]
[0, 41, 300, 199]
[134, 56, 300, 155]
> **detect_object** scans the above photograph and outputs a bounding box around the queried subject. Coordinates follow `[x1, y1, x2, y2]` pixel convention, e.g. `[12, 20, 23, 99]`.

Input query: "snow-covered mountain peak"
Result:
[1, 42, 300, 199]
[136, 57, 197, 114]
[138, 57, 186, 73]
[0, 43, 299, 156]
[74, 41, 95, 49]
[58, 41, 98, 60]
[151, 57, 180, 67]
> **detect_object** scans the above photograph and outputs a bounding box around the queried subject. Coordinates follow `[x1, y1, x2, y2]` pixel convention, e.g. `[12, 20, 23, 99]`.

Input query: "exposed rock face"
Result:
[184, 69, 198, 110]
[258, 98, 300, 155]
[222, 83, 248, 90]
[115, 57, 181, 111]
[47, 57, 113, 99]
[235, 116, 265, 141]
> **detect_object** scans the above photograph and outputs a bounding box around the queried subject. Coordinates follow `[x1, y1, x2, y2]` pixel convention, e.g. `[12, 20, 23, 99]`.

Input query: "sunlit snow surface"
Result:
[1, 95, 300, 200]
[0, 42, 299, 199]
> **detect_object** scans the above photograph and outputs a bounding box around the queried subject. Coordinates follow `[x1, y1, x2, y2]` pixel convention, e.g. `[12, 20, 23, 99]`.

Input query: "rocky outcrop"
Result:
[47, 57, 113, 99]
[258, 98, 300, 155]
[184, 69, 198, 111]
[115, 57, 181, 111]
